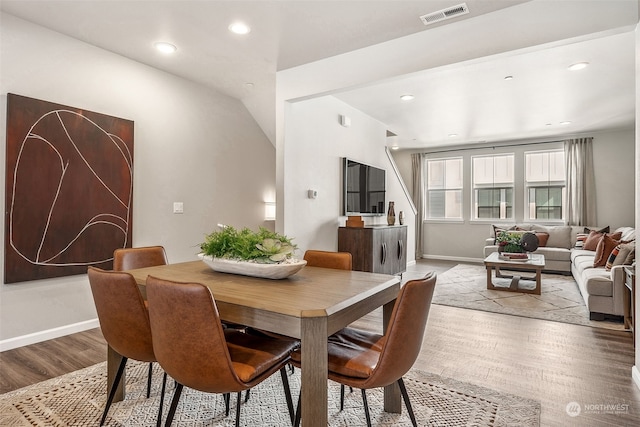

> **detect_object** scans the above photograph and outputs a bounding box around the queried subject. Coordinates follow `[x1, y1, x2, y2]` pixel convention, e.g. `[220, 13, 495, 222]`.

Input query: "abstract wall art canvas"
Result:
[4, 94, 134, 283]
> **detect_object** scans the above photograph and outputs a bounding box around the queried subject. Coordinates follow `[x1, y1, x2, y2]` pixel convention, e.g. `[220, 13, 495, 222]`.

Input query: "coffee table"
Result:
[484, 252, 545, 295]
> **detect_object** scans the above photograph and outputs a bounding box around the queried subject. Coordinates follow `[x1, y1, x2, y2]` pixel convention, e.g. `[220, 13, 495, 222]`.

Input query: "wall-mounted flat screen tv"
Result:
[343, 157, 386, 216]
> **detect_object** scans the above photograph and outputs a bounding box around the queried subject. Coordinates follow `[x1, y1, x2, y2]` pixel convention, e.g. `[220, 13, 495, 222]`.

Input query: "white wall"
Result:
[283, 95, 415, 262]
[593, 129, 636, 228]
[0, 14, 276, 348]
[393, 128, 635, 261]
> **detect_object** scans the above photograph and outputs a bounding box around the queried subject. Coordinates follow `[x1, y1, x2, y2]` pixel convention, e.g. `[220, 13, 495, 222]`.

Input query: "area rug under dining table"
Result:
[0, 360, 540, 426]
[411, 263, 626, 331]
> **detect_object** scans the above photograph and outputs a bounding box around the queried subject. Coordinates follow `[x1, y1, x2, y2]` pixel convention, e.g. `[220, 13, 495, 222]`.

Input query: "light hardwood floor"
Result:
[1, 259, 639, 426]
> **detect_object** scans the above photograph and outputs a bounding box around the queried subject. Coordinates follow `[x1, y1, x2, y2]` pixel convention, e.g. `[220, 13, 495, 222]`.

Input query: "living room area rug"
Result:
[0, 360, 540, 426]
[418, 263, 626, 331]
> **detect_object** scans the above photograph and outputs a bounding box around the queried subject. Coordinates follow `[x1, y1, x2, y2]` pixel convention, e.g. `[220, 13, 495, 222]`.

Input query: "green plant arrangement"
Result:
[200, 226, 297, 264]
[496, 231, 525, 253]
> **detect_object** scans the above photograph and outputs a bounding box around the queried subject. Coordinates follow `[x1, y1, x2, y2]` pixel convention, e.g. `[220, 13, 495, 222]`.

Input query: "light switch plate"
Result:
[173, 202, 184, 214]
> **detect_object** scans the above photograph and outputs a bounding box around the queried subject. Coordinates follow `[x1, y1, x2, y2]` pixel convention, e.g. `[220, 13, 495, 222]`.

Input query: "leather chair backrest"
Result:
[113, 246, 168, 271]
[146, 276, 242, 393]
[303, 250, 352, 270]
[87, 267, 155, 362]
[366, 272, 437, 388]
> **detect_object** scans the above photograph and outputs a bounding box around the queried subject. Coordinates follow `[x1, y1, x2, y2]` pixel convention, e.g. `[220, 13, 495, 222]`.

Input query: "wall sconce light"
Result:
[264, 202, 276, 221]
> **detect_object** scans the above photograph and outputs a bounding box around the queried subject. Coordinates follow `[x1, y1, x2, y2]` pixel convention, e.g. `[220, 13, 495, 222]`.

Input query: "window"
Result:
[472, 154, 514, 220]
[525, 150, 565, 220]
[425, 157, 463, 219]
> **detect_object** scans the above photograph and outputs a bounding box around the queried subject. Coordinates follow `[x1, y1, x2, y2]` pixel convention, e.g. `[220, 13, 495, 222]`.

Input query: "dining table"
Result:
[110, 259, 402, 427]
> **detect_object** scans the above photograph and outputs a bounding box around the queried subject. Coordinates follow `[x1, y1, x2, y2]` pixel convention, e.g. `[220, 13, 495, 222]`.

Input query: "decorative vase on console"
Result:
[387, 201, 396, 226]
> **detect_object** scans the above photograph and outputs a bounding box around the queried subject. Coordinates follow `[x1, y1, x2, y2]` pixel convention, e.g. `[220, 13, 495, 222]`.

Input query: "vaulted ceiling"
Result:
[2, 0, 636, 150]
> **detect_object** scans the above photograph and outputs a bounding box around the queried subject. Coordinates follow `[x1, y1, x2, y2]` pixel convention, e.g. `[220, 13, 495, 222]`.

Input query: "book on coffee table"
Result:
[499, 253, 529, 261]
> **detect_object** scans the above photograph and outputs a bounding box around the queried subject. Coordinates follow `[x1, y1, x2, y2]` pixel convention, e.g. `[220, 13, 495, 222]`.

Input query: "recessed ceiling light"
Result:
[504, 75, 514, 81]
[568, 62, 589, 71]
[448, 133, 458, 138]
[229, 22, 251, 35]
[400, 94, 414, 101]
[560, 121, 572, 125]
[391, 146, 399, 150]
[154, 42, 177, 54]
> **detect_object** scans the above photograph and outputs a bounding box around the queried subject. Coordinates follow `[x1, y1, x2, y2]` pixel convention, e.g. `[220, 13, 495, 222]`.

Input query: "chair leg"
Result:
[339, 385, 355, 411]
[224, 393, 230, 416]
[279, 367, 295, 425]
[397, 378, 417, 427]
[156, 372, 168, 427]
[244, 389, 250, 403]
[293, 391, 301, 427]
[361, 389, 372, 427]
[164, 383, 184, 427]
[235, 392, 242, 427]
[147, 362, 153, 398]
[100, 356, 128, 426]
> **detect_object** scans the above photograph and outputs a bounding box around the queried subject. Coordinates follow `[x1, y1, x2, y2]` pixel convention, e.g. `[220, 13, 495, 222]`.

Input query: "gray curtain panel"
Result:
[411, 153, 424, 259]
[565, 137, 597, 226]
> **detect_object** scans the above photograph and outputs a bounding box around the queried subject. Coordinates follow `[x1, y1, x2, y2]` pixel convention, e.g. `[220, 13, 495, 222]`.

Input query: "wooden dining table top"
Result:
[127, 260, 401, 337]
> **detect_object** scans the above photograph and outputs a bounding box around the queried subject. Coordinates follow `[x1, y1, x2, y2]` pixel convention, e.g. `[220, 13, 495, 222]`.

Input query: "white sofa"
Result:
[484, 225, 635, 319]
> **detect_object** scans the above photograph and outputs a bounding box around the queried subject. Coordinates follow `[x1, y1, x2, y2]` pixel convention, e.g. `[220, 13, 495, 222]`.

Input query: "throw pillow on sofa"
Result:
[623, 241, 636, 265]
[584, 226, 610, 234]
[606, 242, 635, 270]
[530, 231, 549, 247]
[492, 225, 515, 243]
[593, 233, 623, 267]
[575, 233, 589, 249]
[583, 230, 604, 251]
[584, 230, 621, 251]
[530, 224, 572, 249]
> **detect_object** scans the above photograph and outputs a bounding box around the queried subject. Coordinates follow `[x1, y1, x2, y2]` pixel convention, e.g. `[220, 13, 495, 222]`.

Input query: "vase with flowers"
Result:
[496, 230, 525, 253]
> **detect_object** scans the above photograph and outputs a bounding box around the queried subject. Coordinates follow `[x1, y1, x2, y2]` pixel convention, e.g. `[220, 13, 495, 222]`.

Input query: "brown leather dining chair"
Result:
[113, 245, 168, 271]
[292, 272, 437, 427]
[303, 249, 352, 270]
[146, 276, 297, 427]
[113, 245, 169, 398]
[250, 249, 352, 376]
[87, 267, 167, 426]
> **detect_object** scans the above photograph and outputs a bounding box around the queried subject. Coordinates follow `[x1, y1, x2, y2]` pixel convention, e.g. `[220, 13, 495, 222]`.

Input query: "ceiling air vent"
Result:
[420, 3, 469, 26]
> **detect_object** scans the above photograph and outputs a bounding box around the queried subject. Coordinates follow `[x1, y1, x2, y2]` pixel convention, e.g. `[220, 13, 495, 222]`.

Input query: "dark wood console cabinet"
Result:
[338, 225, 407, 275]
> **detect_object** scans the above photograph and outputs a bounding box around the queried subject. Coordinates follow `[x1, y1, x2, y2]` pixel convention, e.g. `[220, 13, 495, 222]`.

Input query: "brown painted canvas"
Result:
[5, 94, 134, 283]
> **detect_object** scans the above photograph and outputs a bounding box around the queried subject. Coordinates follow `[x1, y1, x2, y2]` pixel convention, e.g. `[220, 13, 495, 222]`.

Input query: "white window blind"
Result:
[472, 154, 514, 220]
[425, 157, 463, 219]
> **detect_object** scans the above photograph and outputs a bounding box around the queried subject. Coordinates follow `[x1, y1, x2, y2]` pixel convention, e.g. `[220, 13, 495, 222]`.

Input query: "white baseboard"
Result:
[421, 254, 484, 264]
[633, 365, 640, 391]
[0, 319, 100, 352]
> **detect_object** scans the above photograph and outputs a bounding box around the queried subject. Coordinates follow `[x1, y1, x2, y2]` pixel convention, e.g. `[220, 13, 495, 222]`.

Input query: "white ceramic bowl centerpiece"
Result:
[198, 225, 306, 279]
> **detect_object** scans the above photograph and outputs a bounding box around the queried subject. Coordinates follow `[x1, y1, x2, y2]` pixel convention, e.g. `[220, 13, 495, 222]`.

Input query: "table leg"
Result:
[382, 299, 402, 413]
[535, 269, 542, 295]
[624, 285, 631, 328]
[632, 280, 636, 348]
[107, 345, 125, 402]
[300, 317, 328, 427]
[486, 266, 492, 289]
